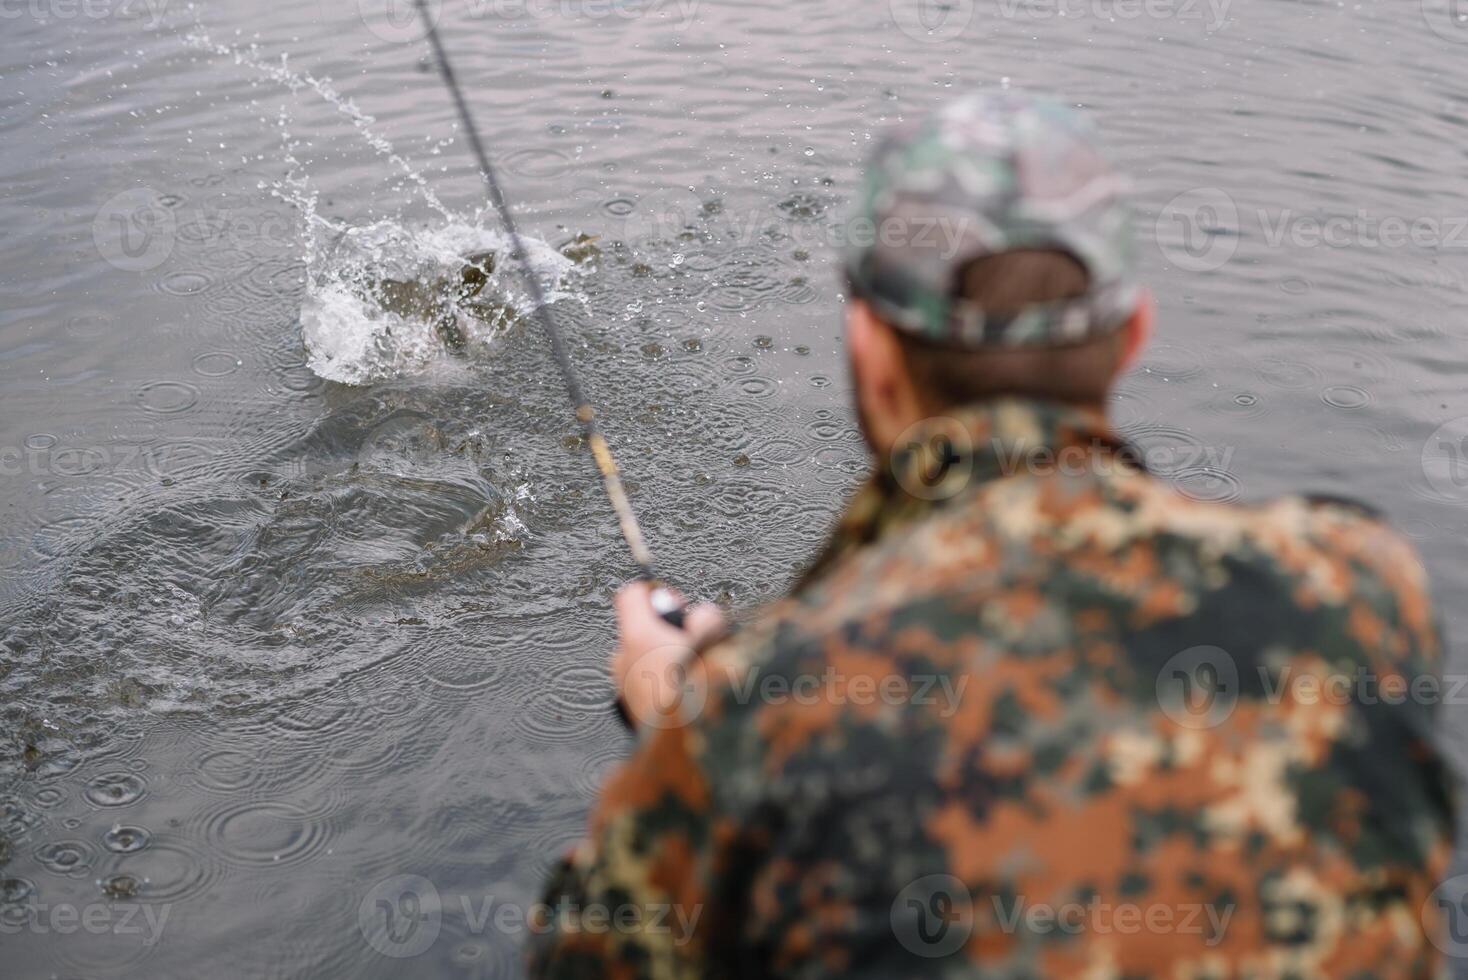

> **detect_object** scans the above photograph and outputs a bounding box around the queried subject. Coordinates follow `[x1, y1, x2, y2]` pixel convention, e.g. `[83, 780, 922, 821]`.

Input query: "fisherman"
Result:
[526, 91, 1456, 977]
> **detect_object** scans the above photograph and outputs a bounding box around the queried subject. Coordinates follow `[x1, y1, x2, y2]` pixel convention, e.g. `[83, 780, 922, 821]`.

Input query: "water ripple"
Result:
[103, 825, 152, 854]
[198, 799, 334, 869]
[158, 270, 214, 296]
[1321, 384, 1373, 410]
[1257, 358, 1323, 390]
[34, 838, 98, 878]
[135, 380, 201, 415]
[98, 836, 222, 903]
[83, 772, 149, 809]
[1173, 468, 1243, 503]
[191, 351, 243, 377]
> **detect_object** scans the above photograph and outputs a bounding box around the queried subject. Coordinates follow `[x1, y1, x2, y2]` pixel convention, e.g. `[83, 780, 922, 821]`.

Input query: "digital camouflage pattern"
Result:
[528, 397, 1455, 979]
[843, 90, 1140, 348]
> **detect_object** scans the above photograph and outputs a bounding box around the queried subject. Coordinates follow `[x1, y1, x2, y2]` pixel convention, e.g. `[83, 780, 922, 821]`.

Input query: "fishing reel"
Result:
[649, 585, 687, 630]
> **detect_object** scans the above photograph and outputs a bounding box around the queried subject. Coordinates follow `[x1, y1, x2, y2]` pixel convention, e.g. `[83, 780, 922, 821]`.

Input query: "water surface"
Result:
[3, 0, 1468, 974]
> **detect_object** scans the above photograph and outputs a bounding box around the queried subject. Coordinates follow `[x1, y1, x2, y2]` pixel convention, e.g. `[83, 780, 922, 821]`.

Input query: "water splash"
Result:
[301, 220, 579, 385]
[183, 26, 586, 386]
[183, 27, 453, 220]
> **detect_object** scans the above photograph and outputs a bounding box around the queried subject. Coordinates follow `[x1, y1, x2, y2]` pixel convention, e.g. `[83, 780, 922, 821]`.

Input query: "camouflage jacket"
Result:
[527, 397, 1455, 979]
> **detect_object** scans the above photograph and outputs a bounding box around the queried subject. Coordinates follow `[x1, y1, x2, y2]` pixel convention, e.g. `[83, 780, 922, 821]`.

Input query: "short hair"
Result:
[889, 249, 1125, 408]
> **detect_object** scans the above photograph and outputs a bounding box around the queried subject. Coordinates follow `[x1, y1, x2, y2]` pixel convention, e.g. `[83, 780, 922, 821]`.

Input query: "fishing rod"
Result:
[412, 0, 685, 628]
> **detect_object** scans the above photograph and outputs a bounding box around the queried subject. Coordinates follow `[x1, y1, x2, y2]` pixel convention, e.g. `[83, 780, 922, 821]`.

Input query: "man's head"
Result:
[840, 91, 1152, 454]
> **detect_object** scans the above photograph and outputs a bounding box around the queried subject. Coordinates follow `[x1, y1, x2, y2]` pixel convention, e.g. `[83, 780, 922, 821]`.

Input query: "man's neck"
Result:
[870, 393, 1112, 460]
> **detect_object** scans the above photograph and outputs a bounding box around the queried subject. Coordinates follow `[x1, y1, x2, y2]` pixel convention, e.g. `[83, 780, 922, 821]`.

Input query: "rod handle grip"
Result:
[615, 582, 689, 731]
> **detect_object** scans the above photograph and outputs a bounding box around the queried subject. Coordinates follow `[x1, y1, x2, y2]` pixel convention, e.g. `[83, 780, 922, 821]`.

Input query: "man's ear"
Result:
[846, 300, 874, 395]
[1117, 288, 1154, 372]
[847, 300, 900, 409]
[848, 300, 931, 453]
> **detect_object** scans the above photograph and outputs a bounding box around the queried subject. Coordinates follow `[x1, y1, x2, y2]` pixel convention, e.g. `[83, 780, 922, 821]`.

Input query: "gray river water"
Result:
[3, 0, 1468, 975]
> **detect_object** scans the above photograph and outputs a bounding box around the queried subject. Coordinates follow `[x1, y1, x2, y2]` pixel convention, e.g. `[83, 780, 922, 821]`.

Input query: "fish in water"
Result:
[371, 235, 600, 354]
[372, 250, 498, 354]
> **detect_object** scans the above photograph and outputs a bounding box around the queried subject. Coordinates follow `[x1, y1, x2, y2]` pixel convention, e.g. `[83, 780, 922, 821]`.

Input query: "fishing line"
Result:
[412, 0, 684, 626]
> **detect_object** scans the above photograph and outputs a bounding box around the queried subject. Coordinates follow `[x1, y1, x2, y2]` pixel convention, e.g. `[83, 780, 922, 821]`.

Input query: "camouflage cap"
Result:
[844, 90, 1139, 348]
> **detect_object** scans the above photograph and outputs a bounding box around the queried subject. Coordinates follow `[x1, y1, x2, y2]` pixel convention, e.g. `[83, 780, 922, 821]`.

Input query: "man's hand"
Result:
[612, 582, 726, 730]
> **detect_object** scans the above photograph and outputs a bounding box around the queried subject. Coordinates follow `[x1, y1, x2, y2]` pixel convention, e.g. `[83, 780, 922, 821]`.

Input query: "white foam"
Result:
[185, 26, 586, 386]
[300, 220, 581, 385]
